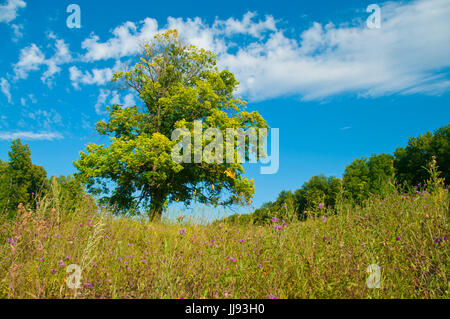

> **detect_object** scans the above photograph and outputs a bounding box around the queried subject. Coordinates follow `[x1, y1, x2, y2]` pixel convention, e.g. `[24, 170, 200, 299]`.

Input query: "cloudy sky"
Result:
[0, 0, 449, 213]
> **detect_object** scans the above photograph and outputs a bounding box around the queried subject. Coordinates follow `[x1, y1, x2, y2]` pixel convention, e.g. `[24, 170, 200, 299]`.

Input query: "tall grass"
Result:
[0, 169, 448, 299]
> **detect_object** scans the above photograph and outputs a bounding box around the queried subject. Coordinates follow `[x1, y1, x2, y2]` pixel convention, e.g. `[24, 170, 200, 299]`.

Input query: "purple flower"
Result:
[179, 229, 186, 235]
[58, 263, 65, 267]
[282, 205, 287, 209]
[271, 217, 279, 223]
[7, 238, 14, 246]
[51, 269, 56, 274]
[66, 256, 70, 260]
[321, 215, 327, 223]
[396, 236, 400, 241]
[228, 258, 236, 262]
[84, 283, 93, 287]
[443, 236, 447, 241]
[39, 258, 44, 262]
[269, 295, 278, 299]
[318, 203, 325, 209]
[258, 263, 262, 269]
[323, 236, 327, 241]
[141, 259, 147, 263]
[238, 239, 245, 243]
[434, 238, 442, 244]
[273, 224, 283, 230]
[401, 196, 407, 199]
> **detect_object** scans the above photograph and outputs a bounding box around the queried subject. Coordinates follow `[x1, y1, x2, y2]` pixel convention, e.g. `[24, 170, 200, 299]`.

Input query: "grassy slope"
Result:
[0, 182, 448, 299]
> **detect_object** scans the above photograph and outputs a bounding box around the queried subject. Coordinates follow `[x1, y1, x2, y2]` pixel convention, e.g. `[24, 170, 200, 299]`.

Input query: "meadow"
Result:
[0, 167, 448, 299]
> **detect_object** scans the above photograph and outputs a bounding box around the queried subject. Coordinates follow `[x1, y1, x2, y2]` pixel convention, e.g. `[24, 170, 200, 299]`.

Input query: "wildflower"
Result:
[321, 215, 327, 223]
[228, 258, 236, 262]
[258, 263, 262, 269]
[141, 259, 147, 263]
[92, 262, 98, 267]
[79, 223, 83, 226]
[282, 205, 287, 209]
[58, 263, 65, 267]
[269, 295, 278, 299]
[318, 203, 325, 209]
[66, 256, 70, 260]
[55, 234, 60, 238]
[273, 224, 283, 230]
[396, 236, 400, 241]
[84, 283, 93, 287]
[323, 236, 327, 241]
[434, 238, 442, 244]
[271, 217, 279, 223]
[238, 239, 245, 243]
[401, 196, 407, 199]
[51, 269, 56, 274]
[444, 236, 447, 241]
[127, 243, 131, 247]
[7, 238, 14, 246]
[179, 229, 186, 235]
[224, 291, 229, 298]
[87, 223, 93, 227]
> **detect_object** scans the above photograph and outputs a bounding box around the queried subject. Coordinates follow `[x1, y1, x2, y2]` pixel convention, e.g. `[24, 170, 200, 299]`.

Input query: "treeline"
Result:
[0, 139, 92, 218]
[225, 124, 449, 225]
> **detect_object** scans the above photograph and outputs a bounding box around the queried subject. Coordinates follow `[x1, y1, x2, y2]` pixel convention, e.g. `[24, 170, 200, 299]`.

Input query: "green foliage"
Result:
[343, 153, 394, 203]
[0, 139, 50, 217]
[394, 124, 449, 187]
[75, 30, 268, 221]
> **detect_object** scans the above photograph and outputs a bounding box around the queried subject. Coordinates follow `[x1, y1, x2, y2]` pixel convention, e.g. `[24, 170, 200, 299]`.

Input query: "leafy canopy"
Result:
[74, 30, 268, 220]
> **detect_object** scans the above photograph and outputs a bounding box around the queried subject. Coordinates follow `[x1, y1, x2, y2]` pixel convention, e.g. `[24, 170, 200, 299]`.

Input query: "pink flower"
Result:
[321, 215, 327, 222]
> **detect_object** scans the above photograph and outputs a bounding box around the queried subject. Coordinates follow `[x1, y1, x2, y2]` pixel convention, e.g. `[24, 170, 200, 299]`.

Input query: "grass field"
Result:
[0, 174, 448, 299]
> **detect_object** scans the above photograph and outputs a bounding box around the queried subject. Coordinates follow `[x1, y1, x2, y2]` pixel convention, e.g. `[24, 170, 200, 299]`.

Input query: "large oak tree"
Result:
[74, 30, 268, 221]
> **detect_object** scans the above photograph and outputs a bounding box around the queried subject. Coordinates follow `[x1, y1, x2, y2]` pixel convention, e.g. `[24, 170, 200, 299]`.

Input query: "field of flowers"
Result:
[0, 174, 448, 299]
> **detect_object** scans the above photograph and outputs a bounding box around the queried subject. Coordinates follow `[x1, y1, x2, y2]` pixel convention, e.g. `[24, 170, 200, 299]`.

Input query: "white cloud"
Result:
[81, 18, 159, 62]
[0, 0, 26, 24]
[26, 108, 62, 129]
[77, 0, 450, 101]
[0, 77, 12, 103]
[94, 89, 136, 114]
[13, 43, 46, 80]
[13, 34, 72, 85]
[70, 65, 113, 88]
[94, 89, 111, 115]
[10, 23, 23, 41]
[0, 131, 63, 141]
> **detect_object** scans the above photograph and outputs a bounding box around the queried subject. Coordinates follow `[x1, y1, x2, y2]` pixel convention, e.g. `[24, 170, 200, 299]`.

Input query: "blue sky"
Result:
[0, 0, 449, 215]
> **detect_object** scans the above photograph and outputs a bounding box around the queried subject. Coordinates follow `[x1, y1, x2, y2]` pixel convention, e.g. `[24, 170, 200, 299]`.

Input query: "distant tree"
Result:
[7, 139, 33, 211]
[296, 175, 341, 213]
[0, 139, 49, 215]
[52, 175, 96, 214]
[394, 125, 449, 186]
[74, 30, 268, 221]
[343, 153, 394, 202]
[0, 159, 9, 213]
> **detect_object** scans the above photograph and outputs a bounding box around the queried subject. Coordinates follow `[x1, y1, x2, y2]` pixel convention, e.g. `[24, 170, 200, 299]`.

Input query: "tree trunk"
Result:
[148, 191, 165, 222]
